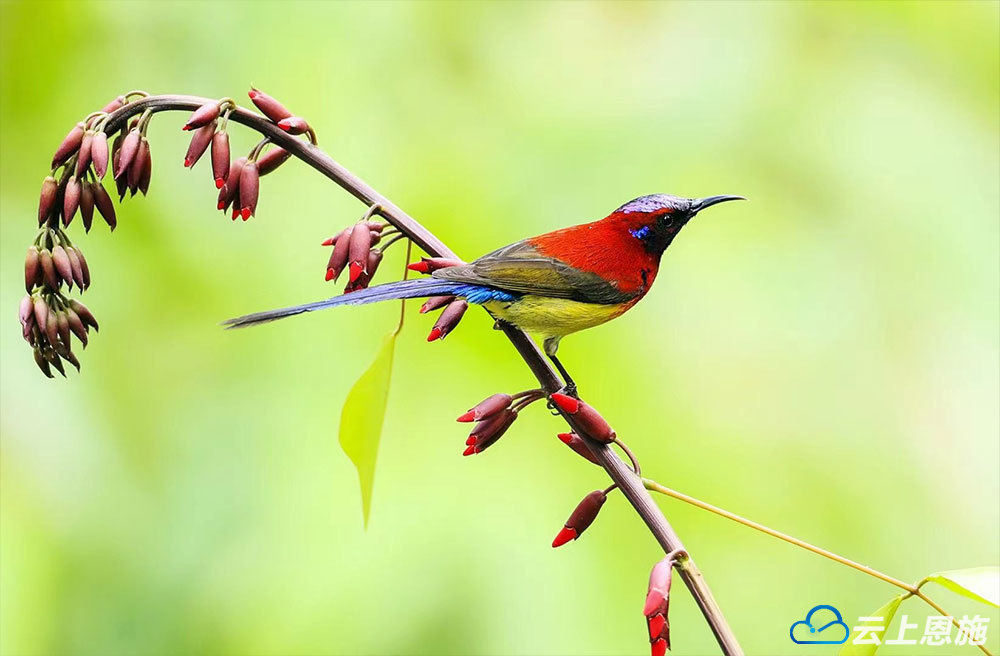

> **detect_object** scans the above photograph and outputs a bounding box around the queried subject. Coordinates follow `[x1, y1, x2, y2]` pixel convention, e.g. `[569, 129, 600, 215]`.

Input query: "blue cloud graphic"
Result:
[789, 605, 849, 645]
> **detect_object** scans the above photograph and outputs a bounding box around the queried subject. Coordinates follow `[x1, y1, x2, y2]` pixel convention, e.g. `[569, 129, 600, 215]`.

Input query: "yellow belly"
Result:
[484, 296, 630, 342]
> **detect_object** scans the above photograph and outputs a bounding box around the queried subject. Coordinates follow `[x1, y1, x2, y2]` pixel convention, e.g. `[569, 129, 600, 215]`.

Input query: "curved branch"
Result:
[103, 95, 742, 655]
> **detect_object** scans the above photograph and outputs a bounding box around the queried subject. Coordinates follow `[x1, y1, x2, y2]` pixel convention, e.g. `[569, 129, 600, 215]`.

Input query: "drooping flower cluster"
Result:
[22, 88, 315, 376]
[320, 208, 408, 294]
[455, 390, 545, 456]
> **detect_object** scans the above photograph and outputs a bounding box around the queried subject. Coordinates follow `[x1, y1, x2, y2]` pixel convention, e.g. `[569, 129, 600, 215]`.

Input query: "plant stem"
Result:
[643, 478, 994, 656]
[102, 94, 741, 655]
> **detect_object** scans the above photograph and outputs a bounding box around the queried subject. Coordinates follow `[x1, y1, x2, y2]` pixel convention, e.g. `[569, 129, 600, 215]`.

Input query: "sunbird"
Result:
[225, 193, 743, 390]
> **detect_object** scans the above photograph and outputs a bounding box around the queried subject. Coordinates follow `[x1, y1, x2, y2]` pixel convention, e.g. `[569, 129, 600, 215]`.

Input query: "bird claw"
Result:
[546, 383, 579, 414]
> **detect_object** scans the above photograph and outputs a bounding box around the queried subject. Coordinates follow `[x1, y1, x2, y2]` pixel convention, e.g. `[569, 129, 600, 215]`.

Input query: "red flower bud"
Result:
[556, 432, 601, 465]
[113, 149, 127, 200]
[45, 310, 59, 349]
[407, 257, 464, 274]
[65, 307, 88, 347]
[93, 182, 116, 231]
[69, 299, 98, 332]
[183, 101, 220, 131]
[39, 249, 58, 290]
[80, 182, 95, 232]
[257, 146, 292, 176]
[24, 246, 40, 293]
[238, 160, 259, 220]
[183, 121, 215, 168]
[66, 246, 86, 290]
[75, 130, 94, 177]
[644, 556, 675, 653]
[549, 395, 615, 443]
[19, 295, 33, 327]
[38, 176, 58, 225]
[73, 247, 91, 289]
[115, 129, 141, 179]
[276, 116, 309, 134]
[457, 393, 513, 423]
[52, 122, 85, 168]
[211, 131, 230, 188]
[325, 229, 351, 281]
[428, 299, 467, 341]
[91, 131, 109, 179]
[138, 140, 152, 195]
[347, 223, 372, 282]
[464, 408, 517, 455]
[420, 295, 456, 314]
[552, 490, 607, 547]
[101, 95, 126, 114]
[62, 177, 80, 227]
[127, 138, 148, 196]
[51, 245, 74, 289]
[218, 157, 245, 212]
[248, 87, 293, 122]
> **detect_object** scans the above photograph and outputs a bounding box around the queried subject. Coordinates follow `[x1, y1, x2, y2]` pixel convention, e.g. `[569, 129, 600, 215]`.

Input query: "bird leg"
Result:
[548, 354, 577, 398]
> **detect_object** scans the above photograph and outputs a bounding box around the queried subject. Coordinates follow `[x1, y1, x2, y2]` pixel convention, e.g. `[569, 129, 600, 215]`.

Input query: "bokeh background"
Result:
[1, 2, 997, 655]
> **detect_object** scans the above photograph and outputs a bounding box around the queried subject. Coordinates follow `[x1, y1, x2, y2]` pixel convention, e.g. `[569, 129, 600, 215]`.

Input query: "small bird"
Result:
[225, 193, 743, 391]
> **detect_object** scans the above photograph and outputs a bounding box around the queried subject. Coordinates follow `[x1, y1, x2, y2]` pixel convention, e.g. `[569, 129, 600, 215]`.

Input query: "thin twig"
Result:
[102, 95, 742, 655]
[643, 478, 994, 656]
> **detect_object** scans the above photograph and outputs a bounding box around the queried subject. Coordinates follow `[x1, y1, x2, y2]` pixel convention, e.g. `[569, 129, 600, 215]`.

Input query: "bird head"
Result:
[610, 193, 744, 254]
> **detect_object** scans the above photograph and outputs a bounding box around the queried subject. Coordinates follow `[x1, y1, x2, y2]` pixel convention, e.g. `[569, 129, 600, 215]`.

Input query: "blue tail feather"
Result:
[223, 278, 518, 329]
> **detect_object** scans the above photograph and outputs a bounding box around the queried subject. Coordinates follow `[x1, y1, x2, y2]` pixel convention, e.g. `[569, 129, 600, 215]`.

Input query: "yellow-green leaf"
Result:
[339, 332, 396, 528]
[923, 567, 1000, 608]
[839, 593, 907, 656]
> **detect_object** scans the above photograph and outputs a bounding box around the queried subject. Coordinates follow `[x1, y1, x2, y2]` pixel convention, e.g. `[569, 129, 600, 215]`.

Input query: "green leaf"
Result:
[339, 332, 396, 528]
[923, 567, 1000, 608]
[839, 594, 907, 656]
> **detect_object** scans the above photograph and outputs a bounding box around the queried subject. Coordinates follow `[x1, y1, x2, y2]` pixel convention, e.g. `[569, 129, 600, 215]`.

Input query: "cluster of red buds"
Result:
[455, 390, 545, 456]
[643, 555, 679, 656]
[20, 229, 97, 377]
[320, 205, 409, 293]
[408, 257, 468, 341]
[183, 88, 307, 221]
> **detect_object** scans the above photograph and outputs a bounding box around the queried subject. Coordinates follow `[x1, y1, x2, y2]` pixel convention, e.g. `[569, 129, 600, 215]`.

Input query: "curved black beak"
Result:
[689, 195, 746, 214]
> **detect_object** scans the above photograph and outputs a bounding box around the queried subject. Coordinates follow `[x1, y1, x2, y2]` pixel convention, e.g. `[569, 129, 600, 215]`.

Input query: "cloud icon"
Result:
[790, 605, 850, 644]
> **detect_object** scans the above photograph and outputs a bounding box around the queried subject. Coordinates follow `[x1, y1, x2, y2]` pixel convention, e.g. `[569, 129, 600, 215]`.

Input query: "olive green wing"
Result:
[431, 240, 633, 304]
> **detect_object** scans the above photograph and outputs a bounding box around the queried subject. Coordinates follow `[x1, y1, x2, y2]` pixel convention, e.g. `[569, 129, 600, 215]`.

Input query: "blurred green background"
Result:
[1, 1, 997, 655]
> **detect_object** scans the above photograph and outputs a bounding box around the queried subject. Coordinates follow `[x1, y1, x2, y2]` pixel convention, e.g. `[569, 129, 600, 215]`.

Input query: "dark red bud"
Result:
[113, 149, 127, 200]
[407, 257, 464, 274]
[183, 121, 215, 168]
[276, 116, 309, 134]
[101, 95, 126, 114]
[75, 130, 94, 177]
[431, 299, 468, 340]
[556, 432, 601, 465]
[56, 312, 72, 354]
[550, 395, 616, 443]
[24, 246, 40, 293]
[32, 296, 49, 330]
[248, 87, 293, 122]
[552, 490, 607, 547]
[211, 131, 230, 187]
[257, 146, 291, 176]
[45, 311, 59, 348]
[52, 122, 85, 168]
[33, 348, 53, 378]
[183, 101, 220, 130]
[458, 393, 513, 423]
[127, 138, 148, 196]
[239, 161, 259, 219]
[80, 182, 95, 232]
[69, 299, 98, 332]
[466, 408, 517, 454]
[62, 177, 80, 226]
[347, 222, 373, 281]
[66, 246, 85, 290]
[115, 129, 141, 179]
[218, 157, 245, 212]
[137, 139, 152, 195]
[44, 345, 66, 377]
[38, 176, 58, 225]
[420, 295, 456, 314]
[73, 247, 91, 288]
[65, 308, 88, 347]
[91, 131, 109, 179]
[51, 246, 74, 289]
[92, 182, 116, 231]
[39, 249, 59, 289]
[326, 229, 352, 281]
